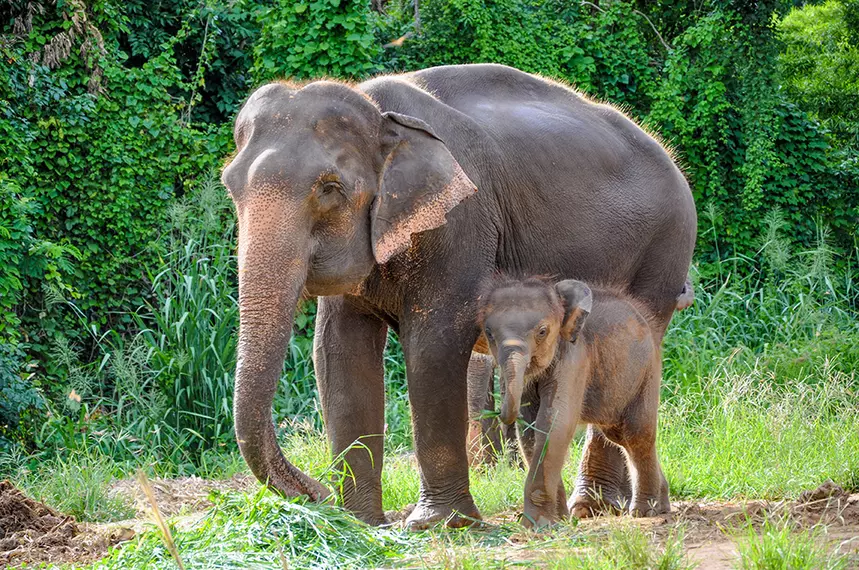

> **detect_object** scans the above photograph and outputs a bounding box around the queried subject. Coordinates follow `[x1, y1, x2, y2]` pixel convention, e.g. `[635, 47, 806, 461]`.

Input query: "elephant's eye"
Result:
[484, 328, 493, 341]
[320, 181, 343, 196]
[536, 325, 549, 341]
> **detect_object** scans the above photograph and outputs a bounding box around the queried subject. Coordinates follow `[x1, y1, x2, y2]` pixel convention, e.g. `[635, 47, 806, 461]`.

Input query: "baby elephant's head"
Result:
[478, 277, 592, 425]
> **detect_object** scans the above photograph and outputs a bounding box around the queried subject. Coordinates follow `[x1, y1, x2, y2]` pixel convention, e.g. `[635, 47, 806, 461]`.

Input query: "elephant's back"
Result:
[412, 64, 661, 172]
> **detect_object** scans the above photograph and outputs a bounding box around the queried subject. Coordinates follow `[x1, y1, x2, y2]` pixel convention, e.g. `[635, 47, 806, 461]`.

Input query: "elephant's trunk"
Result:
[233, 202, 330, 501]
[499, 348, 528, 425]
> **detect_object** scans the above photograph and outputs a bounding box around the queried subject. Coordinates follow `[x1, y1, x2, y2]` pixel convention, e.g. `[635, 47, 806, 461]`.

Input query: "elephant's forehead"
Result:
[488, 285, 557, 311]
[239, 82, 378, 134]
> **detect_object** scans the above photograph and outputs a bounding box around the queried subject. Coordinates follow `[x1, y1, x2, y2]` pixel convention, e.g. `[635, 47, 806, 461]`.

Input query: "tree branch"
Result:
[633, 9, 672, 52]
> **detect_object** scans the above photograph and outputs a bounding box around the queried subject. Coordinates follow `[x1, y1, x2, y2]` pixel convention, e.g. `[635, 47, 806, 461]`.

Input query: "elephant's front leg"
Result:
[400, 320, 480, 530]
[313, 296, 388, 525]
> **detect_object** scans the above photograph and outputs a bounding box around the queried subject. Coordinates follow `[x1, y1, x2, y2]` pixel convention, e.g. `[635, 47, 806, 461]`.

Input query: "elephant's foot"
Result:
[630, 498, 670, 518]
[405, 494, 482, 530]
[568, 481, 631, 519]
[342, 489, 387, 526]
[351, 508, 388, 526]
[630, 484, 670, 518]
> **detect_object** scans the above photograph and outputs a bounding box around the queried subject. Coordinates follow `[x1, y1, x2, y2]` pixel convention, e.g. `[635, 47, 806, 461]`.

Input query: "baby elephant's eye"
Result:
[484, 328, 494, 341]
[536, 325, 549, 340]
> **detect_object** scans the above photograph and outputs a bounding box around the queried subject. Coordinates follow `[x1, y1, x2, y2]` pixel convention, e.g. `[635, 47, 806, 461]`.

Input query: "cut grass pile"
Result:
[83, 490, 699, 570]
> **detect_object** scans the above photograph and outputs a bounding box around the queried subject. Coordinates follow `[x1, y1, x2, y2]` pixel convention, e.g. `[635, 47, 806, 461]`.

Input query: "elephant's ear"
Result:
[556, 280, 592, 343]
[371, 111, 477, 264]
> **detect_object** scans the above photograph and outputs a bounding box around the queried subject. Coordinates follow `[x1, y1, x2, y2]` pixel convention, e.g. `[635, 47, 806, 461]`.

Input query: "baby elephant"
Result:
[478, 276, 669, 528]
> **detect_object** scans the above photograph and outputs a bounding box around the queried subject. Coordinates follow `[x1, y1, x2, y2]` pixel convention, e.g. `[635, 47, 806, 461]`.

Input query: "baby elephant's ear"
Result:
[556, 280, 592, 343]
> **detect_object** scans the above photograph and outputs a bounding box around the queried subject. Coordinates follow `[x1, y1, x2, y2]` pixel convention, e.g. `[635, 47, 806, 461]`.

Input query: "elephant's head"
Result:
[479, 278, 592, 425]
[221, 80, 477, 499]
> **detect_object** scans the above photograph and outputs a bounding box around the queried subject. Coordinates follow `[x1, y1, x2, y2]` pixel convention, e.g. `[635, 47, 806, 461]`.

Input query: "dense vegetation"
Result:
[1, 0, 857, 512]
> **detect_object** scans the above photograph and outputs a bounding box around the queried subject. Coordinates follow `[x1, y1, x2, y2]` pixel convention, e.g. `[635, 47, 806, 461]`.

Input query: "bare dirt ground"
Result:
[109, 473, 256, 519]
[476, 480, 859, 569]
[0, 475, 255, 569]
[0, 480, 132, 568]
[1, 477, 856, 568]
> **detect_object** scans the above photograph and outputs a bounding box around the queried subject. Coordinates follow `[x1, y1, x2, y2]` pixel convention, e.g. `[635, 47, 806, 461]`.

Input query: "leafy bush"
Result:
[778, 1, 859, 133]
[251, 0, 380, 82]
[0, 343, 43, 447]
[646, 9, 857, 256]
[120, 0, 260, 123]
[1, 1, 231, 379]
[381, 0, 657, 114]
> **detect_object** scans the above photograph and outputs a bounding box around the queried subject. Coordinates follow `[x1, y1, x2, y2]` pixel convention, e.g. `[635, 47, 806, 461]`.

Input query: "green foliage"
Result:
[1, 1, 231, 385]
[382, 0, 657, 113]
[120, 0, 260, 122]
[0, 174, 79, 343]
[0, 343, 43, 444]
[778, 1, 859, 130]
[646, 9, 856, 256]
[251, 0, 380, 82]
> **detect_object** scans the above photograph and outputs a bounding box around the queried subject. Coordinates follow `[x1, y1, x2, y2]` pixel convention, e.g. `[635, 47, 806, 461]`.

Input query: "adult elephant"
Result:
[221, 64, 696, 529]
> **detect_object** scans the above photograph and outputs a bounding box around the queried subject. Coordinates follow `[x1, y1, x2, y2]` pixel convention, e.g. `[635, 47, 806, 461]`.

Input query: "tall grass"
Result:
[735, 518, 849, 570]
[10, 450, 135, 522]
[132, 236, 238, 458]
[663, 213, 859, 396]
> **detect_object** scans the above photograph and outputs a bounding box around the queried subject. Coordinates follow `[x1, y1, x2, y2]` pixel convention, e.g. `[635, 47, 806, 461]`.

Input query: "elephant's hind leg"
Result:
[313, 296, 388, 525]
[466, 352, 504, 466]
[568, 425, 632, 518]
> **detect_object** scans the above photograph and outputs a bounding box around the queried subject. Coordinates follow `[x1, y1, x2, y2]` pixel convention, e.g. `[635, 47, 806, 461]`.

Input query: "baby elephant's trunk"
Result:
[500, 350, 528, 425]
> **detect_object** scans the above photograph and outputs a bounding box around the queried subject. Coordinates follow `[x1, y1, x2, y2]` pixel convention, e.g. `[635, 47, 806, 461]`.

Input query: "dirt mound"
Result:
[792, 480, 859, 526]
[0, 480, 132, 568]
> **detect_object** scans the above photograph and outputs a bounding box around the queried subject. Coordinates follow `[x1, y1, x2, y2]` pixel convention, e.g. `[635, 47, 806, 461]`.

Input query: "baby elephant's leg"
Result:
[621, 384, 669, 517]
[521, 383, 580, 528]
[569, 425, 632, 518]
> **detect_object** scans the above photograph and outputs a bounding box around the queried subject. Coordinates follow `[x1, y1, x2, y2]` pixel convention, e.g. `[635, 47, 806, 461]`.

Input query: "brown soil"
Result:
[3, 476, 856, 568]
[0, 480, 133, 569]
[478, 480, 859, 569]
[109, 473, 256, 519]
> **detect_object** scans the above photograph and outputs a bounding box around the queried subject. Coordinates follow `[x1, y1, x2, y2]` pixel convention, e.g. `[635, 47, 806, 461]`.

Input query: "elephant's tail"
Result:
[675, 277, 694, 311]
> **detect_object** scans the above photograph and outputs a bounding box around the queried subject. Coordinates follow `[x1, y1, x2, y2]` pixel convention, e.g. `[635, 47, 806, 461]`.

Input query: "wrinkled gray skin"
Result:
[221, 64, 696, 529]
[466, 352, 517, 466]
[479, 277, 670, 528]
